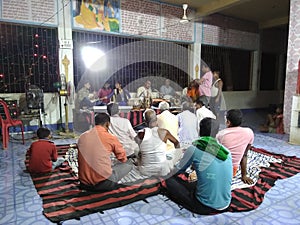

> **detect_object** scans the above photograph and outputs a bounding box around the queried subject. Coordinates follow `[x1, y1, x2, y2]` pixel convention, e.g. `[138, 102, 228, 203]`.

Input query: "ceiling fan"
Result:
[179, 3, 209, 24]
[180, 4, 190, 24]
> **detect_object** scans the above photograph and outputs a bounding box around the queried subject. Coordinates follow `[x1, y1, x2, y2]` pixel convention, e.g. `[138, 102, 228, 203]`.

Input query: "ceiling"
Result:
[160, 0, 290, 29]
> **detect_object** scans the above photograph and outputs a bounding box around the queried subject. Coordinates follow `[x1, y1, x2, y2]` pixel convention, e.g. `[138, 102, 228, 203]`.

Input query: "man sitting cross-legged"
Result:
[157, 101, 179, 150]
[135, 109, 182, 177]
[78, 113, 133, 191]
[216, 109, 254, 185]
[107, 102, 139, 158]
[164, 118, 233, 215]
[27, 127, 65, 173]
[176, 101, 199, 147]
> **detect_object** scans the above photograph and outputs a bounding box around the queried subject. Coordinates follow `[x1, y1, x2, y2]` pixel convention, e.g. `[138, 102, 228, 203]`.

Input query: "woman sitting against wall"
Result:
[259, 105, 284, 134]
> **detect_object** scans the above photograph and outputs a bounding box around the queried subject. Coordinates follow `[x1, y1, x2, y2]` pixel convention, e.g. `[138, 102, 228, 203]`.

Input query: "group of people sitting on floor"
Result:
[27, 94, 258, 215]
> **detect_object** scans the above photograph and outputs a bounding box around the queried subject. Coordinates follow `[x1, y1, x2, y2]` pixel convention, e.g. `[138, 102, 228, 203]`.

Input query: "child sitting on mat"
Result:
[27, 127, 65, 173]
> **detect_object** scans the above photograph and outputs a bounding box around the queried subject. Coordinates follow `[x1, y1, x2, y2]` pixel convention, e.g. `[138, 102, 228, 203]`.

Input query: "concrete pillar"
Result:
[189, 23, 202, 80]
[189, 43, 201, 80]
[251, 51, 259, 91]
[57, 0, 74, 129]
[284, 0, 300, 139]
[290, 96, 300, 144]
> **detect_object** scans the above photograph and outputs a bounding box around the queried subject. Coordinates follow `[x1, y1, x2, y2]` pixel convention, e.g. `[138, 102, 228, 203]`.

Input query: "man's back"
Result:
[216, 126, 254, 167]
[109, 115, 138, 156]
[177, 110, 198, 145]
[28, 140, 57, 173]
[138, 127, 169, 176]
[180, 144, 232, 209]
[78, 126, 127, 186]
[157, 110, 178, 150]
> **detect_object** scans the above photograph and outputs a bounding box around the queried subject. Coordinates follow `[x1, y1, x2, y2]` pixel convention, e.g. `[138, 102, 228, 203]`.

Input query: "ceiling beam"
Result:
[196, 0, 249, 17]
[259, 16, 289, 29]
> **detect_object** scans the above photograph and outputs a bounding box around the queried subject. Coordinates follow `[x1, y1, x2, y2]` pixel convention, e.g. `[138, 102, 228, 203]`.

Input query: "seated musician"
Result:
[159, 79, 175, 97]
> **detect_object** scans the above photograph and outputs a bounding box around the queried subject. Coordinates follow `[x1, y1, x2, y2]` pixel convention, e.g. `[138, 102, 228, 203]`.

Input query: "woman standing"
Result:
[209, 71, 223, 118]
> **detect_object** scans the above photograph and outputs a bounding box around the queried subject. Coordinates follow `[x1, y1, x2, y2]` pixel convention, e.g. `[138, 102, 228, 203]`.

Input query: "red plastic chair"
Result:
[0, 100, 25, 149]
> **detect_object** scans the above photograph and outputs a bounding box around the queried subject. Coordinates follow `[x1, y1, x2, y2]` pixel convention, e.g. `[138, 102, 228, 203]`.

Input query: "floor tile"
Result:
[231, 212, 283, 225]
[0, 193, 15, 209]
[124, 201, 175, 224]
[1, 109, 300, 225]
[264, 175, 300, 199]
[220, 211, 256, 221]
[188, 213, 236, 225]
[0, 204, 16, 225]
[263, 203, 300, 225]
[14, 186, 42, 207]
[13, 214, 56, 225]
[14, 198, 45, 220]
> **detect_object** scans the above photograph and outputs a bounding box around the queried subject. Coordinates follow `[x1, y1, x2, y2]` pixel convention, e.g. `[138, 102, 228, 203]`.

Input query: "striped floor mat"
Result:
[26, 145, 162, 223]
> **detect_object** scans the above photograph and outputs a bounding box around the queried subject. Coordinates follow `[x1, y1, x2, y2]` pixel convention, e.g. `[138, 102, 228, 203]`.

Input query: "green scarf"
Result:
[192, 136, 229, 161]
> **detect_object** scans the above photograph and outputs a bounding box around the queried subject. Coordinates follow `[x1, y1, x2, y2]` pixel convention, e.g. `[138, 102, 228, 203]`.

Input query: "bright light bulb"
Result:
[81, 46, 106, 71]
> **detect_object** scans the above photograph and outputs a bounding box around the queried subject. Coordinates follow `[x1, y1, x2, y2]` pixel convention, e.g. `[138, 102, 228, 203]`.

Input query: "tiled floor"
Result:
[1, 109, 300, 225]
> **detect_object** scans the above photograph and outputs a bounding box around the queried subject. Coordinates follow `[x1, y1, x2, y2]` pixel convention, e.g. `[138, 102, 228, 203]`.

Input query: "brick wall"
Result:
[121, 0, 194, 42]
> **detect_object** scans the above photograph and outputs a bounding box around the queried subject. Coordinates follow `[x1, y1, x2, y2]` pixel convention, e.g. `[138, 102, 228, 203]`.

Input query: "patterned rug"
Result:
[26, 145, 300, 222]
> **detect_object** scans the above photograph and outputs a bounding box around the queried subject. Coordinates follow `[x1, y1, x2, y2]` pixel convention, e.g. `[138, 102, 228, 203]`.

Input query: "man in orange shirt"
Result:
[78, 113, 132, 191]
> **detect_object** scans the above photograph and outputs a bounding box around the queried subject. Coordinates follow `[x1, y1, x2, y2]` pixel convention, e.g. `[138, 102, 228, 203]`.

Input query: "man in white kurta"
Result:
[195, 98, 216, 125]
[177, 102, 198, 146]
[157, 101, 179, 150]
[107, 103, 139, 157]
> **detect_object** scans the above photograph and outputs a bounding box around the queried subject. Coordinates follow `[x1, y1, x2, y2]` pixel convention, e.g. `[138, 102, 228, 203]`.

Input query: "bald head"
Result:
[143, 109, 157, 127]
